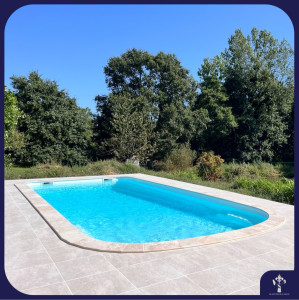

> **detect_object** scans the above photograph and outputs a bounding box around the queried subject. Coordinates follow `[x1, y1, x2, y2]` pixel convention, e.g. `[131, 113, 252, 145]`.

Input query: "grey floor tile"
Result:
[193, 242, 249, 267]
[149, 247, 194, 260]
[4, 207, 23, 218]
[118, 289, 143, 295]
[260, 231, 294, 249]
[226, 256, 276, 282]
[119, 259, 181, 288]
[159, 252, 212, 275]
[5, 249, 52, 270]
[5, 263, 64, 291]
[5, 214, 28, 225]
[5, 226, 36, 240]
[249, 284, 260, 295]
[66, 270, 135, 295]
[258, 249, 294, 270]
[28, 214, 50, 230]
[47, 244, 97, 263]
[229, 285, 259, 295]
[56, 254, 114, 280]
[227, 235, 280, 256]
[22, 282, 72, 295]
[17, 203, 39, 216]
[13, 195, 29, 204]
[140, 277, 210, 295]
[206, 242, 254, 260]
[5, 237, 45, 254]
[34, 228, 66, 249]
[187, 265, 255, 295]
[102, 252, 155, 268]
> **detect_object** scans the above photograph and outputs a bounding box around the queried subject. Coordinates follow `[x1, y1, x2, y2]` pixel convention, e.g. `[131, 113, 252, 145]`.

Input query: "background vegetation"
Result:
[4, 28, 294, 204]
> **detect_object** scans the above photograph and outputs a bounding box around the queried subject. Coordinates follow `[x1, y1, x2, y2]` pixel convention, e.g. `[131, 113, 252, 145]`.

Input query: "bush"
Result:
[152, 146, 196, 172]
[222, 162, 281, 181]
[233, 177, 294, 204]
[173, 169, 199, 180]
[151, 160, 166, 171]
[117, 162, 141, 174]
[275, 163, 294, 179]
[196, 152, 224, 181]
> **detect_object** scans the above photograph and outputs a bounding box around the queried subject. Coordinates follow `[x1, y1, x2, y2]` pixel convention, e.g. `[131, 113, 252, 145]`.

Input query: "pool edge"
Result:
[14, 173, 285, 253]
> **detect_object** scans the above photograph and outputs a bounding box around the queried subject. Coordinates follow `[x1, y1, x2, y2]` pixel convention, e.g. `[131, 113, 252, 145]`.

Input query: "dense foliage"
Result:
[95, 49, 208, 162]
[96, 93, 156, 164]
[222, 29, 294, 161]
[94, 29, 293, 164]
[4, 88, 24, 165]
[196, 152, 224, 181]
[192, 56, 237, 153]
[10, 72, 93, 166]
[152, 145, 196, 172]
[233, 177, 294, 204]
[5, 28, 293, 172]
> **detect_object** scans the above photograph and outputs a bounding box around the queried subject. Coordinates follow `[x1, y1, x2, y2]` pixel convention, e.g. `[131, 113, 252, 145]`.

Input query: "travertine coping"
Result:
[14, 173, 285, 253]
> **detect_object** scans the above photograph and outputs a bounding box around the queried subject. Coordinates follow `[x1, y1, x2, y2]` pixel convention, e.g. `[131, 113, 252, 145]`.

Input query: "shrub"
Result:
[117, 162, 141, 174]
[222, 162, 281, 181]
[151, 160, 167, 171]
[173, 169, 199, 180]
[196, 152, 224, 181]
[152, 146, 196, 172]
[233, 177, 294, 204]
[275, 163, 294, 179]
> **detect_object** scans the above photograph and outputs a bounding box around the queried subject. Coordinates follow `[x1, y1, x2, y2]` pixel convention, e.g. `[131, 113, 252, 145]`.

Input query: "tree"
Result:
[151, 51, 207, 159]
[104, 49, 154, 97]
[10, 72, 93, 166]
[100, 49, 208, 160]
[92, 94, 113, 159]
[104, 93, 156, 164]
[193, 56, 237, 156]
[222, 28, 294, 162]
[4, 88, 24, 165]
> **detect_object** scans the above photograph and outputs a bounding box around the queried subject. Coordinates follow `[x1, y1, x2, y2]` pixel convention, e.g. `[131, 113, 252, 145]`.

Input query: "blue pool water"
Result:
[28, 177, 268, 243]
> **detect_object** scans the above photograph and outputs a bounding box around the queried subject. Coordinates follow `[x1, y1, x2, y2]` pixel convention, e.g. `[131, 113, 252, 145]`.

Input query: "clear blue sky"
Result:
[5, 4, 294, 113]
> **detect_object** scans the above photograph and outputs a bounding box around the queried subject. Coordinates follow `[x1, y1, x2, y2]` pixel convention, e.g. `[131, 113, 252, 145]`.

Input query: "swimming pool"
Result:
[28, 177, 268, 244]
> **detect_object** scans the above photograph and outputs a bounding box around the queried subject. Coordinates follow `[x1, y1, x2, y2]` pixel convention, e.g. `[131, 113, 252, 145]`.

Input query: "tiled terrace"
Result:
[4, 175, 294, 295]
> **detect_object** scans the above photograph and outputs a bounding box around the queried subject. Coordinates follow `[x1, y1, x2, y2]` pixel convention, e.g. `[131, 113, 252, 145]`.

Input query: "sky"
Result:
[5, 4, 294, 113]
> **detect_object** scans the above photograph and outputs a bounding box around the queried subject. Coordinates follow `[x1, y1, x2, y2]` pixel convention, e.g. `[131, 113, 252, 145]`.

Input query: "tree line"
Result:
[4, 28, 294, 167]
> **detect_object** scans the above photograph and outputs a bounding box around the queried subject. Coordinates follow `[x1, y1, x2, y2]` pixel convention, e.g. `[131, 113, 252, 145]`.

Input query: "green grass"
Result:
[232, 177, 294, 205]
[4, 160, 142, 180]
[5, 160, 294, 205]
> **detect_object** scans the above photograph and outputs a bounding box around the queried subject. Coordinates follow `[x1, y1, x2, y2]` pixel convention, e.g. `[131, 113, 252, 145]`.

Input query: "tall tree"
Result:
[11, 72, 93, 166]
[93, 94, 113, 159]
[104, 93, 156, 164]
[4, 88, 24, 165]
[222, 28, 294, 162]
[151, 52, 207, 159]
[104, 49, 154, 97]
[100, 49, 208, 160]
[193, 56, 237, 156]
